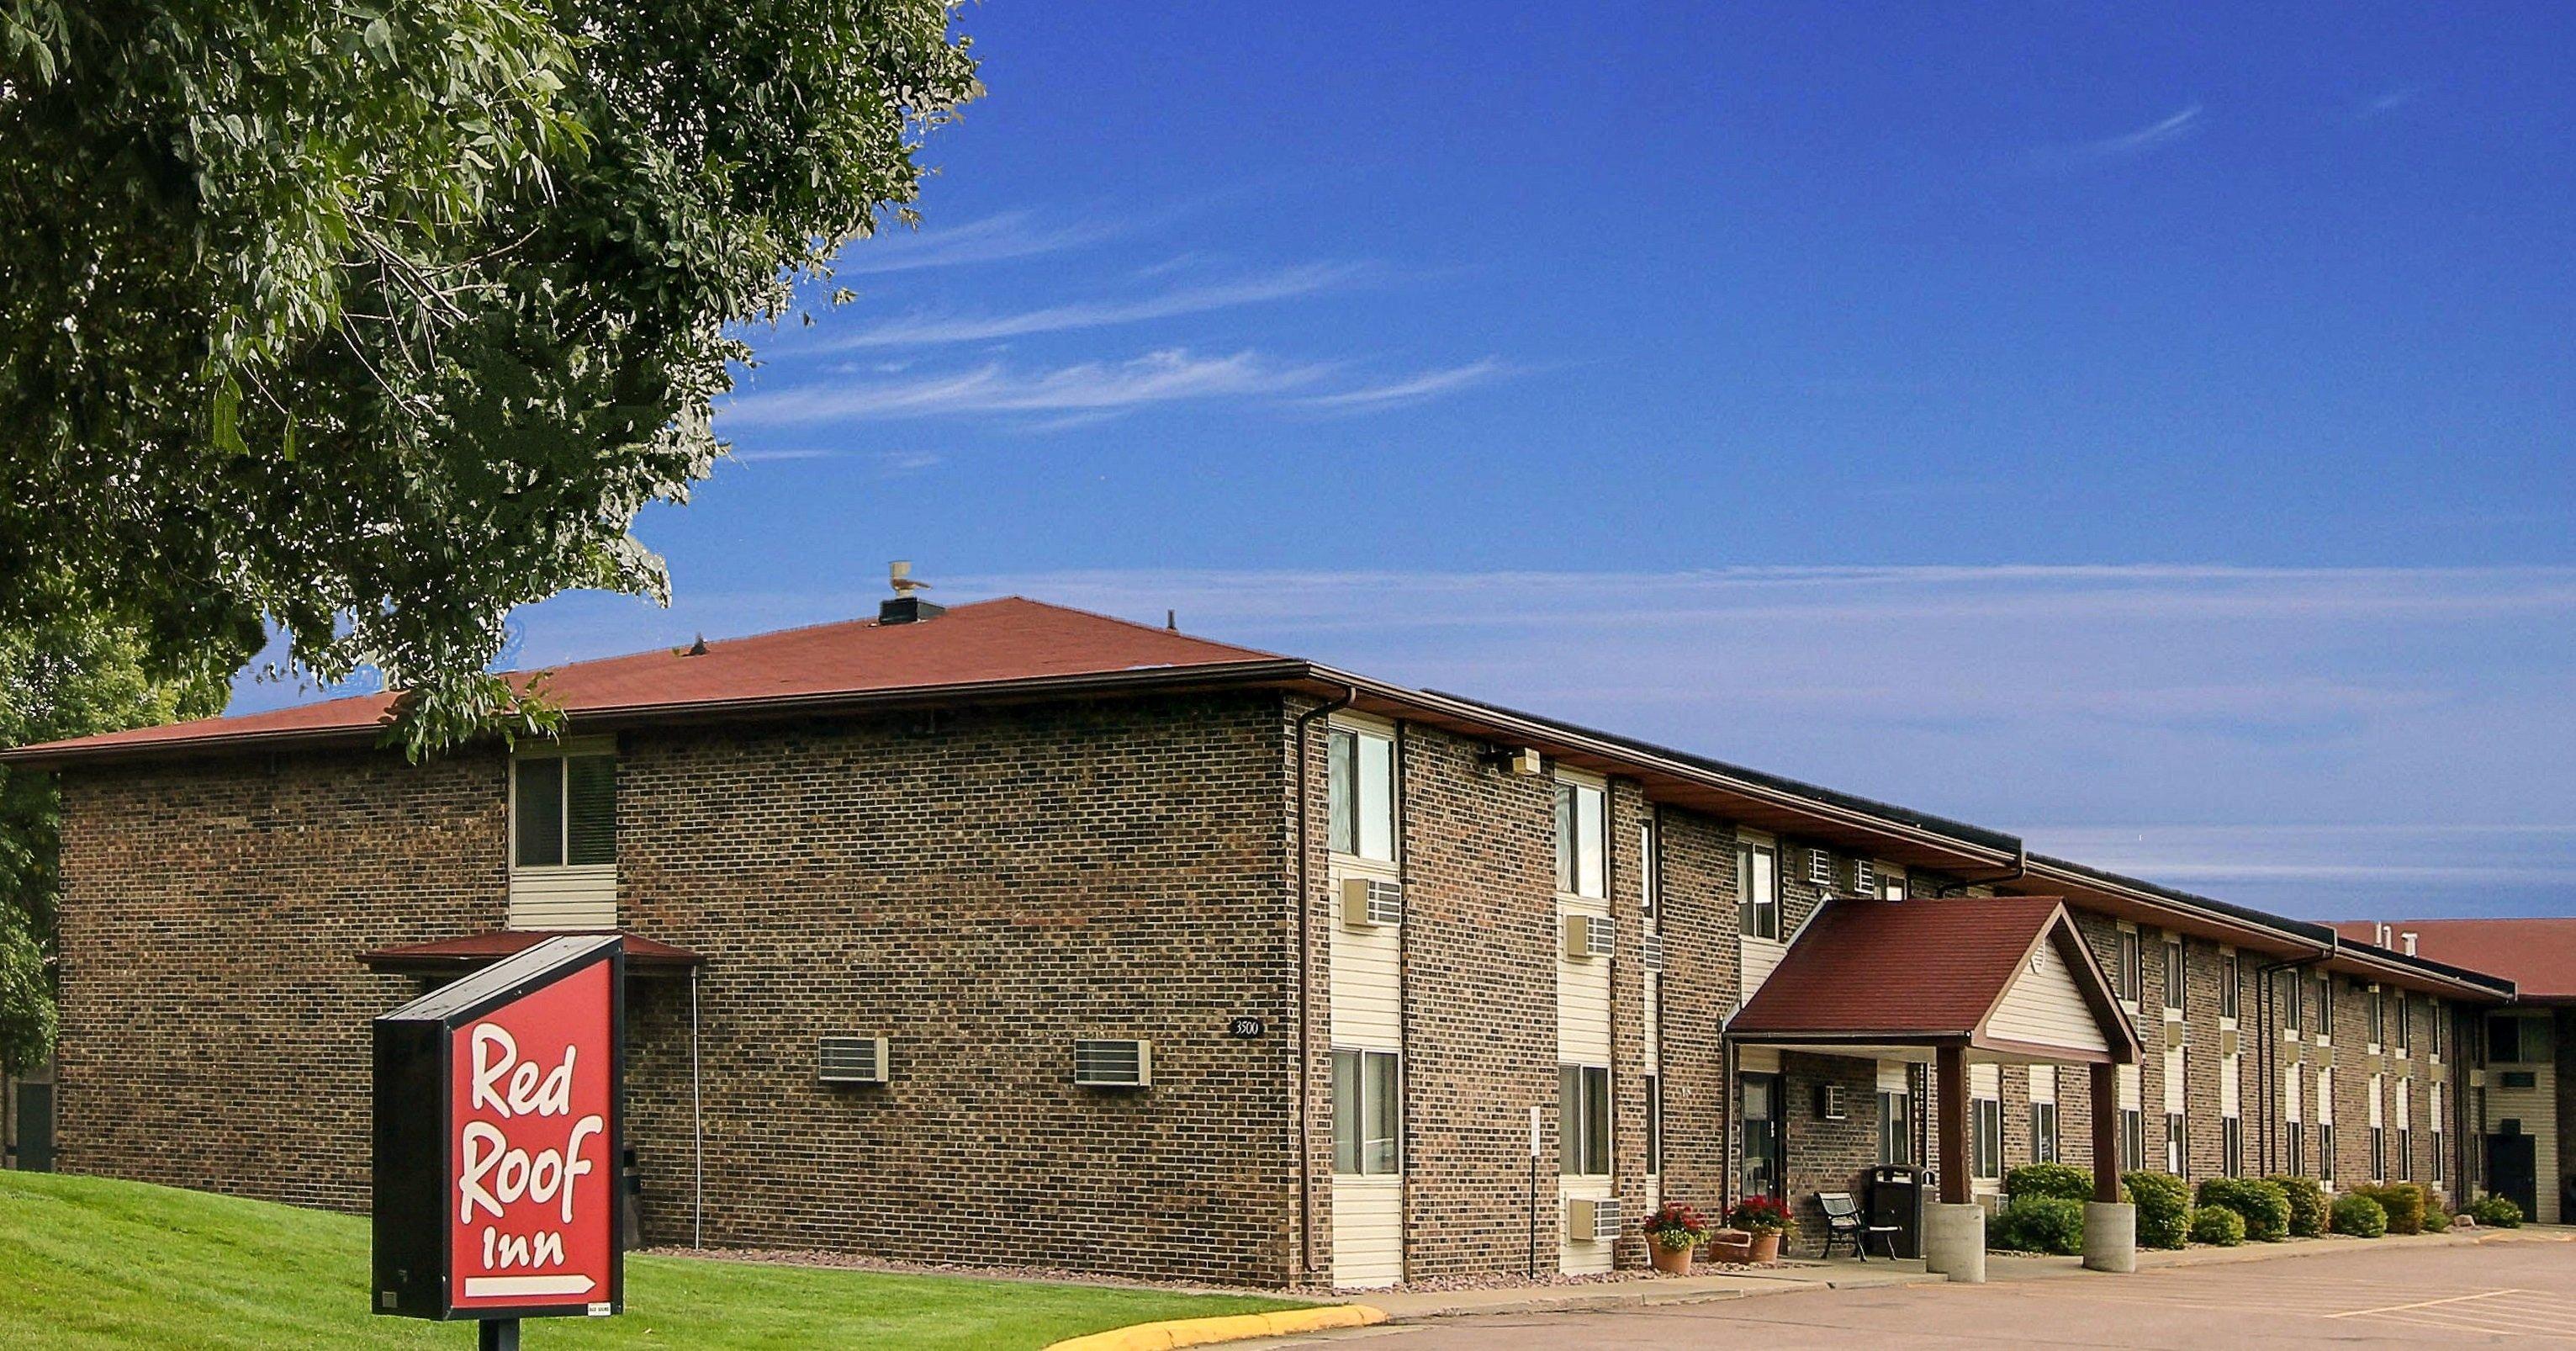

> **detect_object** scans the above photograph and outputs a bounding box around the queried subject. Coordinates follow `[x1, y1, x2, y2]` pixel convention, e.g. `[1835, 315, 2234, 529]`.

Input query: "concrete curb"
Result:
[1044, 1305, 1387, 1351]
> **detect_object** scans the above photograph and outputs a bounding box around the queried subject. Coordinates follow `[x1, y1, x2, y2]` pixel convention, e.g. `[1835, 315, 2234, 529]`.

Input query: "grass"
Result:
[0, 1171, 1306, 1349]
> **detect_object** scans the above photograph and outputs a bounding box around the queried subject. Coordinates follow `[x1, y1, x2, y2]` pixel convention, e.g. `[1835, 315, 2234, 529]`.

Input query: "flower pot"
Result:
[1748, 1230, 1782, 1264]
[1650, 1240, 1695, 1274]
[1706, 1229, 1753, 1263]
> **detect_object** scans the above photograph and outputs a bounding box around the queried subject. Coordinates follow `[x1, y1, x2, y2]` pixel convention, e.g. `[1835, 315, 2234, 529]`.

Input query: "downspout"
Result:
[1292, 686, 1356, 1285]
[690, 963, 705, 1250]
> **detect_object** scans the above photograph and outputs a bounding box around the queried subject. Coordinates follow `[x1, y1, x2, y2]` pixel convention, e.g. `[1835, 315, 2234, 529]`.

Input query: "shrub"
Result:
[2468, 1193, 2524, 1228]
[2331, 1192, 2388, 1238]
[2422, 1204, 2451, 1233]
[2195, 1177, 2291, 1242]
[2123, 1170, 2191, 1250]
[2362, 1182, 2425, 1236]
[2005, 1163, 2096, 1203]
[2269, 1174, 2328, 1238]
[1995, 1196, 2087, 1255]
[2188, 1205, 2246, 1246]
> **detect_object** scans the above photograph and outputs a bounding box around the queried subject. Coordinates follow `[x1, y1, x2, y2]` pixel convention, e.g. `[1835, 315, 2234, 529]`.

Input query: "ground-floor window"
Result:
[2370, 1126, 2387, 1183]
[2397, 1127, 2413, 1181]
[2433, 1129, 2445, 1184]
[1879, 1089, 1912, 1166]
[1741, 1073, 1783, 1199]
[2033, 1101, 2060, 1163]
[1560, 1064, 1612, 1176]
[1645, 1073, 1662, 1177]
[1971, 1097, 2002, 1180]
[2222, 1116, 2242, 1177]
[2321, 1124, 2336, 1184]
[2166, 1112, 2185, 1175]
[2287, 1122, 2305, 1175]
[1333, 1049, 1401, 1175]
[2120, 1109, 2144, 1171]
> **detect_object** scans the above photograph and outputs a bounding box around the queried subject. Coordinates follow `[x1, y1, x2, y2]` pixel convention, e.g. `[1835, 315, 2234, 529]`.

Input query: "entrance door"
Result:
[1741, 1073, 1784, 1200]
[2487, 1132, 2536, 1222]
[10, 1082, 50, 1173]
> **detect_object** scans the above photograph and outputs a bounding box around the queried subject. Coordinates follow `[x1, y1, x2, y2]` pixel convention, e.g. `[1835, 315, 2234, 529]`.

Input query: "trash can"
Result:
[1868, 1164, 1929, 1258]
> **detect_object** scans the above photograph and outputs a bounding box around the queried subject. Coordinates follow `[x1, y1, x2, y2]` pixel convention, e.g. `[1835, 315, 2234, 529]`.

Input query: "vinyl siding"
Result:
[505, 865, 616, 929]
[1984, 941, 2110, 1055]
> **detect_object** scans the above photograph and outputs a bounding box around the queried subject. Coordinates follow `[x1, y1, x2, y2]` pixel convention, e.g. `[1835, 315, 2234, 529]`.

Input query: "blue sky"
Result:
[239, 4, 2576, 920]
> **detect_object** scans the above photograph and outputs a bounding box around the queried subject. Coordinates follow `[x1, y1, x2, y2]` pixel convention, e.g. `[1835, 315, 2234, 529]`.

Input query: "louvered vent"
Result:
[1851, 859, 1876, 894]
[1341, 877, 1404, 929]
[1074, 1038, 1153, 1088]
[1641, 930, 1665, 972]
[817, 1035, 889, 1085]
[1808, 847, 1835, 887]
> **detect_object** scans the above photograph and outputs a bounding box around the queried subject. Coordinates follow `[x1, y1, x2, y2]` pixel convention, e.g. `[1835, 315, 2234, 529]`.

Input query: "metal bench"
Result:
[1817, 1190, 1899, 1260]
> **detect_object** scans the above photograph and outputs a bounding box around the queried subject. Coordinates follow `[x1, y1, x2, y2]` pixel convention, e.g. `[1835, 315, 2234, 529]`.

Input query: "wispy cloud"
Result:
[2034, 103, 2206, 168]
[727, 448, 841, 464]
[1297, 358, 1507, 413]
[721, 348, 1336, 426]
[814, 263, 1364, 349]
[2359, 87, 2423, 119]
[837, 209, 1124, 275]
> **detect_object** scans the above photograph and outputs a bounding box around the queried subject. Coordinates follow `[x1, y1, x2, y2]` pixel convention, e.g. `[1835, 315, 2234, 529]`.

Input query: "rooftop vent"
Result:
[880, 560, 945, 625]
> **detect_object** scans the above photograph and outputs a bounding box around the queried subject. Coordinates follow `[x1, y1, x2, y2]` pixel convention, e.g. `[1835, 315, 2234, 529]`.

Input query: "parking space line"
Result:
[2328, 1287, 2523, 1319]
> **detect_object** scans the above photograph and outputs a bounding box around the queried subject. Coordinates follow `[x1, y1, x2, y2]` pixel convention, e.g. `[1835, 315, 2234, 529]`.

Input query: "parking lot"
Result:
[1280, 1236, 2576, 1348]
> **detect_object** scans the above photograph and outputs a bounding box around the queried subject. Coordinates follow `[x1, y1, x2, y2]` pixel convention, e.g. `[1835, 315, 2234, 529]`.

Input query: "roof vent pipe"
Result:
[880, 560, 945, 624]
[2401, 931, 2417, 956]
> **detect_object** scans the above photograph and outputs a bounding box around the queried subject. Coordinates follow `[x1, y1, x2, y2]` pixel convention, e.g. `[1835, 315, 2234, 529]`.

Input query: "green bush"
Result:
[2123, 1170, 2191, 1249]
[1995, 1196, 2087, 1254]
[2359, 1183, 2425, 1236]
[2422, 1203, 2451, 1233]
[2005, 1163, 2096, 1203]
[2188, 1205, 2245, 1246]
[2468, 1193, 2524, 1228]
[2195, 1177, 2291, 1242]
[2331, 1192, 2388, 1237]
[2268, 1174, 2328, 1238]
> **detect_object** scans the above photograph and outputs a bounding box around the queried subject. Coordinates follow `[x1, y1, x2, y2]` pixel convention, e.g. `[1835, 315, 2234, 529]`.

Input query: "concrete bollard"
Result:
[2081, 1201, 2137, 1273]
[1923, 1202, 1987, 1283]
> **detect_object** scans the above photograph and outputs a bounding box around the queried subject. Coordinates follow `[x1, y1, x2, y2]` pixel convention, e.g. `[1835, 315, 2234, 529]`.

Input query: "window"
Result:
[1737, 841, 1780, 940]
[2370, 1126, 2387, 1182]
[1555, 781, 1605, 898]
[2163, 940, 2185, 1011]
[2397, 1127, 2413, 1181]
[1971, 1097, 2002, 1180]
[511, 750, 615, 868]
[1880, 1089, 1912, 1165]
[2393, 991, 2409, 1056]
[2223, 1117, 2243, 1177]
[2431, 1088, 2446, 1185]
[2287, 1122, 2305, 1175]
[2032, 1101, 2060, 1164]
[2220, 954, 2240, 1020]
[2317, 974, 2333, 1039]
[2320, 1124, 2336, 1183]
[2431, 999, 2446, 1060]
[1639, 822, 1657, 919]
[1327, 727, 1395, 862]
[1559, 1064, 1611, 1176]
[2489, 1014, 2524, 1065]
[2119, 1109, 2145, 1171]
[1646, 1073, 1662, 1175]
[2281, 972, 2303, 1035]
[1331, 1050, 1400, 1175]
[2368, 986, 2384, 1049]
[1880, 870, 1907, 901]
[2117, 930, 2142, 1005]
[2166, 1112, 2185, 1174]
[1740, 1074, 1782, 1198]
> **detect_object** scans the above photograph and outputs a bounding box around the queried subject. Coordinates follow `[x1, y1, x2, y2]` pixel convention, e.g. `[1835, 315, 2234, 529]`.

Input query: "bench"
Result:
[1817, 1190, 1900, 1260]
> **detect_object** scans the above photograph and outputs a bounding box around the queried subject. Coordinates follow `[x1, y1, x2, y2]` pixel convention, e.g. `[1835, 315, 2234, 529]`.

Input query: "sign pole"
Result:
[479, 1317, 521, 1351]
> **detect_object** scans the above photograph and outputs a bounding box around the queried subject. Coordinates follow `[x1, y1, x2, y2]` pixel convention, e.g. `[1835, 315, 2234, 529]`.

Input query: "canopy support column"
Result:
[1924, 1043, 1986, 1282]
[2083, 1060, 2136, 1273]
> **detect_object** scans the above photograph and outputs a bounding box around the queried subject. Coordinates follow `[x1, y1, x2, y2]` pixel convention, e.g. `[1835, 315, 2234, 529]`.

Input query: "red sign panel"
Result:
[447, 959, 616, 1313]
[374, 933, 623, 1323]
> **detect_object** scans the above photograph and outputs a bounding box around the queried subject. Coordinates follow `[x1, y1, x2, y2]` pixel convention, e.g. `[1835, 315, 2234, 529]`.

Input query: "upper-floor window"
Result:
[1737, 840, 1780, 940]
[2162, 940, 2185, 1011]
[2393, 991, 2410, 1056]
[1327, 727, 1395, 862]
[2488, 1013, 2526, 1065]
[2317, 974, 2334, 1039]
[2368, 986, 2385, 1049]
[512, 747, 615, 869]
[2281, 970, 2303, 1035]
[2116, 930, 2142, 1005]
[1639, 821, 1658, 919]
[1554, 779, 1605, 898]
[2220, 953, 2240, 1020]
[2431, 999, 2446, 1059]
[1880, 868, 1907, 901]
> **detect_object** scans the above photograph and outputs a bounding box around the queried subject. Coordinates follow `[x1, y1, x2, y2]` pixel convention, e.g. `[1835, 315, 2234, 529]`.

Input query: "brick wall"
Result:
[1780, 1052, 1877, 1255]
[1653, 808, 1738, 1216]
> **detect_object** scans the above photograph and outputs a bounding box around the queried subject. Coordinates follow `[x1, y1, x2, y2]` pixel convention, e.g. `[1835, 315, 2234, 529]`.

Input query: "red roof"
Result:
[2333, 919, 2576, 1002]
[357, 930, 704, 973]
[8, 598, 1288, 764]
[1731, 895, 2133, 1058]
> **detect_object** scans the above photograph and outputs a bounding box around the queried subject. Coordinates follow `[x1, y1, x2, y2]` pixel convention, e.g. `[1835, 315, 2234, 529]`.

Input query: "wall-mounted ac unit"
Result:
[2165, 1019, 2187, 1052]
[2468, 1067, 2487, 1089]
[2219, 1028, 2240, 1058]
[1566, 1196, 1621, 1242]
[1341, 877, 1404, 930]
[817, 1035, 890, 1085]
[1817, 1083, 1848, 1121]
[1074, 1039, 1153, 1089]
[1641, 930, 1665, 972]
[1808, 847, 1835, 887]
[1563, 913, 1614, 961]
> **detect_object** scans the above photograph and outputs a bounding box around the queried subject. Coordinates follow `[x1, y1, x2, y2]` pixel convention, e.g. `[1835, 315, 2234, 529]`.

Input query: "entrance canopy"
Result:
[357, 929, 705, 978]
[1727, 896, 2140, 1066]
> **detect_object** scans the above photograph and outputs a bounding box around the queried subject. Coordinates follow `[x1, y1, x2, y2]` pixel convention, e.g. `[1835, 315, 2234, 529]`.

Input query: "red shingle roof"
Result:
[1730, 895, 2123, 1051]
[2332, 918, 2576, 1003]
[8, 597, 1288, 763]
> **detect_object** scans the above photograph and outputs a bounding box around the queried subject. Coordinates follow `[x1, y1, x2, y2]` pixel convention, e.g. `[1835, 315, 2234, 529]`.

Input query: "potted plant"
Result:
[1639, 1200, 1713, 1274]
[1725, 1195, 1794, 1264]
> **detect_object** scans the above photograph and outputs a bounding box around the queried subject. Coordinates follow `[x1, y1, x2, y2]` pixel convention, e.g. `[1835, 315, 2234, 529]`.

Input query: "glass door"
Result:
[1741, 1072, 1784, 1200]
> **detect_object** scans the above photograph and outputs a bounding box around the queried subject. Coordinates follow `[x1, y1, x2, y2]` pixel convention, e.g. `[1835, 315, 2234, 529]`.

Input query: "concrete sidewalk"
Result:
[1355, 1258, 1938, 1321]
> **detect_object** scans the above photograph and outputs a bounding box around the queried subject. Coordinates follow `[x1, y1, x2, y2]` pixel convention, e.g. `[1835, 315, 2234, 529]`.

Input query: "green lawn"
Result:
[0, 1171, 1304, 1349]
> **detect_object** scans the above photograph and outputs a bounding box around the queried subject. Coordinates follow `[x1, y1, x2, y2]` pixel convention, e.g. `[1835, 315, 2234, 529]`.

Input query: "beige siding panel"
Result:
[1558, 1176, 1616, 1274]
[1739, 1046, 1781, 1075]
[1330, 875, 1403, 1051]
[1332, 1177, 1403, 1287]
[1983, 940, 2110, 1057]
[1740, 935, 1786, 1001]
[2221, 1055, 2240, 1118]
[2493, 1062, 2557, 1222]
[1558, 900, 1612, 1066]
[506, 865, 616, 930]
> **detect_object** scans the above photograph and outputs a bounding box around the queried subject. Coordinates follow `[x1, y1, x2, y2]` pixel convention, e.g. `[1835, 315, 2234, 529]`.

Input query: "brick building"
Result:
[3, 595, 2520, 1287]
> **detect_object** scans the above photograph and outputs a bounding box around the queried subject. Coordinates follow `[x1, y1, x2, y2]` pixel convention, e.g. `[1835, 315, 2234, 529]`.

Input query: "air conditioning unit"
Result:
[1566, 1196, 1621, 1242]
[1074, 1039, 1153, 1089]
[1341, 877, 1404, 930]
[2219, 1028, 2240, 1058]
[2468, 1067, 2487, 1089]
[1817, 1083, 1848, 1121]
[1563, 913, 1614, 961]
[1641, 930, 1665, 972]
[1808, 847, 1835, 887]
[2165, 1018, 2187, 1052]
[817, 1035, 890, 1085]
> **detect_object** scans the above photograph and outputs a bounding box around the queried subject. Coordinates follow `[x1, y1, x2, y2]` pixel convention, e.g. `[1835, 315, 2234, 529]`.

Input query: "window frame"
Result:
[2392, 990, 2410, 1057]
[2370, 1125, 2387, 1183]
[1737, 840, 1780, 941]
[1645, 1072, 1662, 1177]
[2222, 1116, 2243, 1178]
[2317, 974, 2334, 1040]
[1326, 725, 1397, 864]
[2162, 939, 2185, 1012]
[509, 742, 616, 872]
[1554, 778, 1606, 899]
[1971, 1096, 2003, 1181]
[2320, 1122, 2337, 1184]
[2119, 1108, 2145, 1171]
[2220, 953, 2240, 1021]
[1880, 1089, 1912, 1166]
[1559, 1063, 1613, 1177]
[1331, 1048, 1402, 1176]
[2032, 1100, 2060, 1165]
[2116, 930, 2142, 1005]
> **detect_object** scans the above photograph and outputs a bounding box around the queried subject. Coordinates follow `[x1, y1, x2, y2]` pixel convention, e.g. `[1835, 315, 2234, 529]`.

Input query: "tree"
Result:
[0, 592, 232, 1073]
[1, 1, 980, 755]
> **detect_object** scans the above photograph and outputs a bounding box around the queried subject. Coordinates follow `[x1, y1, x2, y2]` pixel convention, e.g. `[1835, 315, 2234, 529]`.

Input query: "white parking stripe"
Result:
[2327, 1287, 2524, 1318]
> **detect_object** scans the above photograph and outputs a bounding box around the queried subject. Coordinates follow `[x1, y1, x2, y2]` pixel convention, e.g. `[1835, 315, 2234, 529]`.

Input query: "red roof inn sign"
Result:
[375, 934, 624, 1339]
